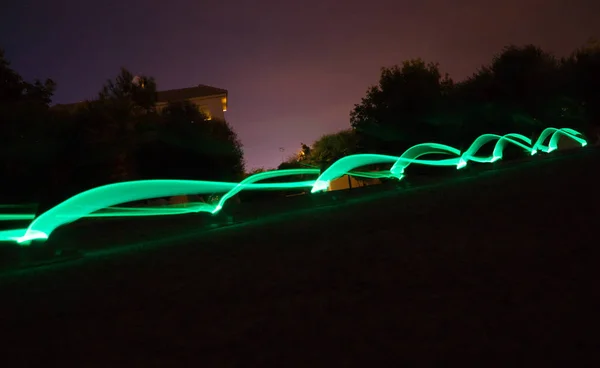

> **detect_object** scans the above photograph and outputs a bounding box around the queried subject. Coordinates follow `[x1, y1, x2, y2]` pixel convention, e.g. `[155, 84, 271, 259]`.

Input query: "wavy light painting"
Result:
[0, 127, 587, 245]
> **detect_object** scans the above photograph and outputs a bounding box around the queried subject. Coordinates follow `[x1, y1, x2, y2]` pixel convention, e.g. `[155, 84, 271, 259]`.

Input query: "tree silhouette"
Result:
[350, 59, 453, 154]
[136, 100, 245, 182]
[564, 38, 600, 128]
[310, 129, 359, 169]
[99, 68, 157, 113]
[0, 49, 57, 203]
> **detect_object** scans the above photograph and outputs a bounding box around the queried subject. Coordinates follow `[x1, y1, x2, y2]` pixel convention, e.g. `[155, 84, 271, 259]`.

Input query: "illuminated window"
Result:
[200, 106, 212, 120]
[221, 97, 227, 112]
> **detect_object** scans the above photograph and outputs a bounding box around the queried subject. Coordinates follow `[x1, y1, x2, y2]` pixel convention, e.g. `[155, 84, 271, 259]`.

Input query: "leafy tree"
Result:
[298, 143, 311, 161]
[309, 129, 359, 169]
[246, 167, 268, 176]
[455, 45, 582, 144]
[99, 68, 157, 113]
[0, 49, 57, 202]
[66, 68, 161, 186]
[277, 158, 304, 170]
[487, 45, 559, 108]
[136, 100, 245, 182]
[0, 49, 56, 106]
[562, 38, 600, 128]
[350, 59, 453, 153]
[348, 43, 600, 161]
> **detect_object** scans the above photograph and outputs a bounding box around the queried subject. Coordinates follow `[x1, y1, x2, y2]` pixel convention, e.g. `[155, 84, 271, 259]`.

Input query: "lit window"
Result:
[200, 107, 212, 120]
[221, 97, 227, 112]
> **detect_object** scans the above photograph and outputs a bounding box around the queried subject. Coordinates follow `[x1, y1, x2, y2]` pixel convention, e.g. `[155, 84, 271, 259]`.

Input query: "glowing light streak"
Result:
[0, 128, 587, 245]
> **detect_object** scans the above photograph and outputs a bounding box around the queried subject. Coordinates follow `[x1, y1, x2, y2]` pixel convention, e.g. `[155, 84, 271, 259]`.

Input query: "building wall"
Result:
[156, 94, 227, 121]
[556, 134, 584, 151]
[329, 175, 382, 191]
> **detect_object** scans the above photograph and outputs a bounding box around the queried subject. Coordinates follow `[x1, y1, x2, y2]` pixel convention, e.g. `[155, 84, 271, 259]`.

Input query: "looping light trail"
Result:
[0, 127, 587, 245]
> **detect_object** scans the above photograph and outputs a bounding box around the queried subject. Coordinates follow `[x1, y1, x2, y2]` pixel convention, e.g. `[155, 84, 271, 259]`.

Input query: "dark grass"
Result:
[0, 148, 599, 365]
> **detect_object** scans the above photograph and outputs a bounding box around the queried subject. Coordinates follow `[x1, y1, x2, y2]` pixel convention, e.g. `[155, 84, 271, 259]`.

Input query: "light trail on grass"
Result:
[0, 127, 587, 245]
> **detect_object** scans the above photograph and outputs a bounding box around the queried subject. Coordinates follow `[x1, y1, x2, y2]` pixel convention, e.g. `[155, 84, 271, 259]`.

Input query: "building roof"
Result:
[156, 84, 227, 103]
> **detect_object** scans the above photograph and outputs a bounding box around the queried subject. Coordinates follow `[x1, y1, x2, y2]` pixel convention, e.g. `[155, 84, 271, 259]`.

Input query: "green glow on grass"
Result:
[0, 127, 587, 245]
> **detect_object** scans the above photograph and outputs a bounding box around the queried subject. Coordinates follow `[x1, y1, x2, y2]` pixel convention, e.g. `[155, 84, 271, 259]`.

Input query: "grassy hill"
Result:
[0, 147, 598, 365]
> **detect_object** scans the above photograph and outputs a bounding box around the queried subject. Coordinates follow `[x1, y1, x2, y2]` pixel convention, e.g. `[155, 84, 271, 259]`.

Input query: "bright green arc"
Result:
[0, 127, 587, 245]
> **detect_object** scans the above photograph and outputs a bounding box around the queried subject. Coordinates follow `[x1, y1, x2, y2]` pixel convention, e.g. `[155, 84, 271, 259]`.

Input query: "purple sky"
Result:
[2, 0, 599, 170]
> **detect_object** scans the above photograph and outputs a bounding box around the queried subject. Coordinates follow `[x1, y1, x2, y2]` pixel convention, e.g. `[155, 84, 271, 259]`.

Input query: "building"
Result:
[328, 174, 382, 191]
[53, 83, 228, 120]
[156, 84, 228, 121]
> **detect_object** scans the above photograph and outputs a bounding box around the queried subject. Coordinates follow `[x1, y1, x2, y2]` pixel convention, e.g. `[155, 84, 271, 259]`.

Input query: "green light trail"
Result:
[0, 127, 587, 245]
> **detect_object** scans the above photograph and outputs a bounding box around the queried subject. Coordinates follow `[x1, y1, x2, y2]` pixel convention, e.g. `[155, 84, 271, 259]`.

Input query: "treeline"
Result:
[2, 39, 599, 207]
[288, 40, 600, 170]
[0, 52, 244, 206]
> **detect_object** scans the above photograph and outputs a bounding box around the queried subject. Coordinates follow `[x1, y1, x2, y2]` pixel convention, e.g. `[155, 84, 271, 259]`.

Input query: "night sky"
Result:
[2, 0, 598, 170]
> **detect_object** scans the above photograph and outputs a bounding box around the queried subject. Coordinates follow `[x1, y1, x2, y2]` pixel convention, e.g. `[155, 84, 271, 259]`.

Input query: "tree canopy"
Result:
[0, 53, 245, 205]
[2, 39, 600, 206]
[137, 100, 244, 182]
[349, 42, 600, 155]
[350, 59, 453, 153]
[0, 49, 58, 202]
[308, 129, 359, 169]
